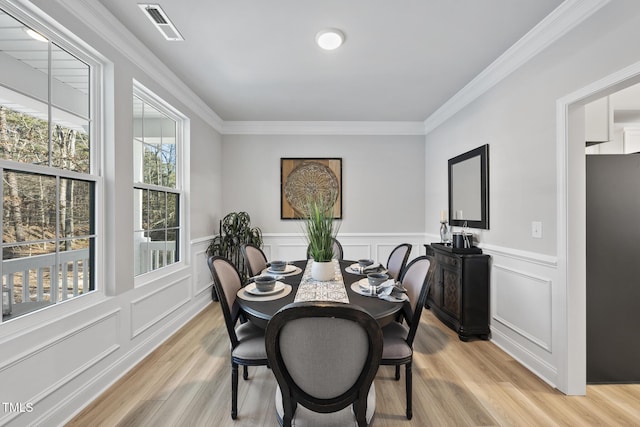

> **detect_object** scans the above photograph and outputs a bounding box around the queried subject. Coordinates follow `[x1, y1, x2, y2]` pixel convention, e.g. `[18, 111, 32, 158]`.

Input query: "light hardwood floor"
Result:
[67, 302, 640, 426]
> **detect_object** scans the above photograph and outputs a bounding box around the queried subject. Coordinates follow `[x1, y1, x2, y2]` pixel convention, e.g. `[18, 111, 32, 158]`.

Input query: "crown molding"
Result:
[423, 0, 611, 135]
[221, 121, 426, 135]
[54, 0, 224, 132]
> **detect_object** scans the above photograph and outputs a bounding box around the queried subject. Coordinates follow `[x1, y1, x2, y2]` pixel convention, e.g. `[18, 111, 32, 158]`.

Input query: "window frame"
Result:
[0, 1, 105, 322]
[132, 80, 186, 284]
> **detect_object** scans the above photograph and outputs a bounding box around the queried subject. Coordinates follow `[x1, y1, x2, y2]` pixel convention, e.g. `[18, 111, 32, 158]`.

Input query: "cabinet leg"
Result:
[458, 334, 470, 342]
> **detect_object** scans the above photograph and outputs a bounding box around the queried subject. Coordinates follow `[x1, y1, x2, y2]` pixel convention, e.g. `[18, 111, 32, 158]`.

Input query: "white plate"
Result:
[245, 281, 286, 296]
[266, 264, 297, 274]
[358, 278, 371, 289]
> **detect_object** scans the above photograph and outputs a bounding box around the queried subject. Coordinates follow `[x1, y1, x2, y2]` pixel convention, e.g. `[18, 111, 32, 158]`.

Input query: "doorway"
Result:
[560, 64, 640, 394]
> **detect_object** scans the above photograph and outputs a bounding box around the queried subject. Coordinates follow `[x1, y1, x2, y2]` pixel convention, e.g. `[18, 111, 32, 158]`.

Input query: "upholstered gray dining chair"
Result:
[306, 237, 344, 260]
[380, 255, 435, 420]
[265, 302, 383, 427]
[241, 243, 268, 277]
[208, 256, 269, 420]
[386, 243, 412, 281]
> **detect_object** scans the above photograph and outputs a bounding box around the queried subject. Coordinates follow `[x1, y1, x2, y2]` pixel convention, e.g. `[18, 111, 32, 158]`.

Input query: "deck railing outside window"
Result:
[2, 248, 90, 319]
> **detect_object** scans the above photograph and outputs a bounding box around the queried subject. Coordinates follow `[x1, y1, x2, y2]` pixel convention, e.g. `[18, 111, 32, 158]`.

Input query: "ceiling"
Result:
[97, 0, 564, 122]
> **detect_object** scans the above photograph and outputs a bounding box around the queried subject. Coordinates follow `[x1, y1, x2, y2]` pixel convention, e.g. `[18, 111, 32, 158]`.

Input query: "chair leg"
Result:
[405, 362, 412, 420]
[395, 365, 401, 380]
[231, 362, 238, 419]
[243, 365, 248, 380]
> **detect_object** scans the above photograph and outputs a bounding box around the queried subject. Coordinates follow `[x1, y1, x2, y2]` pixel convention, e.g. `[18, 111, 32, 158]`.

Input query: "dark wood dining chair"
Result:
[386, 243, 412, 281]
[265, 302, 383, 427]
[207, 256, 269, 420]
[241, 243, 268, 277]
[380, 255, 435, 420]
[306, 237, 344, 260]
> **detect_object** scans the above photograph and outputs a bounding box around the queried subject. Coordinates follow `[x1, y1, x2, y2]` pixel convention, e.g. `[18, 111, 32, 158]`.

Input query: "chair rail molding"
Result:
[261, 232, 428, 263]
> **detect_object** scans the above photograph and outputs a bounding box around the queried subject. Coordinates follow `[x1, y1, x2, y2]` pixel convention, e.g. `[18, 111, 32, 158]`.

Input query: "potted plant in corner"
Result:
[207, 212, 262, 300]
[303, 192, 340, 281]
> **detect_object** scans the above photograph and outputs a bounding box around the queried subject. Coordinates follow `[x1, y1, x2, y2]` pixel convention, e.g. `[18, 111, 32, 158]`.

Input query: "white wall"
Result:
[0, 1, 223, 425]
[424, 0, 640, 393]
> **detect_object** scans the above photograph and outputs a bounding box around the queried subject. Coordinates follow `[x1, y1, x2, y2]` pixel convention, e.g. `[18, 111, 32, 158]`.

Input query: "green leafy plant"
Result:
[207, 212, 262, 295]
[303, 193, 340, 262]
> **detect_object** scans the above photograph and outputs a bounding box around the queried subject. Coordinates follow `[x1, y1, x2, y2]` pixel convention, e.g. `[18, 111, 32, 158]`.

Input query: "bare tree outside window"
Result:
[1, 9, 96, 320]
[133, 92, 181, 276]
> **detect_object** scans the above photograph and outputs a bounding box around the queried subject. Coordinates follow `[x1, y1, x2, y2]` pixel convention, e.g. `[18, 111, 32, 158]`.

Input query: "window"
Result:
[0, 8, 98, 320]
[133, 85, 182, 276]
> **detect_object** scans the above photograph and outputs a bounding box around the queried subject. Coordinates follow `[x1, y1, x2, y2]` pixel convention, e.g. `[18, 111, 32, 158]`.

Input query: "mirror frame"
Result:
[448, 144, 489, 229]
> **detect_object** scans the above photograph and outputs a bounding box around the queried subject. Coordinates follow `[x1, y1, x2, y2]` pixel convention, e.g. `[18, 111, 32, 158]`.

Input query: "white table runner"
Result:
[294, 260, 350, 304]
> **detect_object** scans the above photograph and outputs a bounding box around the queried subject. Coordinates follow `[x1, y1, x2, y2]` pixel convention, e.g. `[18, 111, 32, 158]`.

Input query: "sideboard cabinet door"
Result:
[425, 243, 490, 341]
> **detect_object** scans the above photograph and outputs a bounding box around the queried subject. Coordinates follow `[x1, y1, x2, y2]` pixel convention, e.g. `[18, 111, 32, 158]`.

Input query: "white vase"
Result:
[311, 260, 334, 281]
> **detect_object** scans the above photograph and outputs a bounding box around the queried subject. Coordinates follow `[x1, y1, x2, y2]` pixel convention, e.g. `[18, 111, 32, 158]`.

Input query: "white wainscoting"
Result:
[193, 238, 214, 297]
[0, 309, 120, 426]
[493, 265, 552, 351]
[262, 232, 429, 264]
[0, 239, 214, 427]
[130, 274, 192, 339]
[482, 244, 559, 387]
[417, 236, 560, 389]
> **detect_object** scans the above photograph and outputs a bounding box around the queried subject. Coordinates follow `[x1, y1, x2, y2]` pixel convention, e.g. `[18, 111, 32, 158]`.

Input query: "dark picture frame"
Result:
[280, 158, 342, 220]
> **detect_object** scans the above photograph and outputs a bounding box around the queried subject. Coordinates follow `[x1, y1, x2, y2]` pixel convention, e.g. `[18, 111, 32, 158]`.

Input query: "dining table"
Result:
[236, 259, 407, 329]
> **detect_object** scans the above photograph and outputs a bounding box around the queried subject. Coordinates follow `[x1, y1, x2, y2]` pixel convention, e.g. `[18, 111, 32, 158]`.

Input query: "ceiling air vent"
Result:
[138, 4, 184, 41]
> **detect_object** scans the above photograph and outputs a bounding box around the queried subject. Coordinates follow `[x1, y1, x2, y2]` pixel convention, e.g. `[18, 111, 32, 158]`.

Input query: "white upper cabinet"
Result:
[585, 96, 613, 144]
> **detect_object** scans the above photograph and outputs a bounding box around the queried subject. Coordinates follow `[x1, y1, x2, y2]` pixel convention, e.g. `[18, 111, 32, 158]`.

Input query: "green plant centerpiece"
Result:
[303, 192, 340, 281]
[207, 212, 262, 299]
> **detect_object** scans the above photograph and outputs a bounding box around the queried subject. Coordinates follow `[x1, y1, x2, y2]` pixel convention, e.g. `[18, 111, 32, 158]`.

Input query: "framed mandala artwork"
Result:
[280, 158, 342, 220]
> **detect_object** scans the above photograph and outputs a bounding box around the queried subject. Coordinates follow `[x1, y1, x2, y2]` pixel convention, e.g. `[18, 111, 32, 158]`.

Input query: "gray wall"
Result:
[222, 134, 425, 234]
[422, 0, 640, 393]
[190, 119, 223, 238]
[425, 1, 640, 256]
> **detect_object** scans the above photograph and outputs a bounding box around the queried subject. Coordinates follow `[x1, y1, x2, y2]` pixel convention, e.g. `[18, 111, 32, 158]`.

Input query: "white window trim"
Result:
[0, 0, 107, 323]
[133, 80, 189, 287]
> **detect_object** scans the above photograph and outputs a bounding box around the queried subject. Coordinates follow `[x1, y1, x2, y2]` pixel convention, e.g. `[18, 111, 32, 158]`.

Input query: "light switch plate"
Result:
[532, 221, 542, 239]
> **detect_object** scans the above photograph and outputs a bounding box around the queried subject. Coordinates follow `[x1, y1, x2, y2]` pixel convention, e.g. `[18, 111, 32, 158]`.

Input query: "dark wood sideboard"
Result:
[425, 243, 490, 341]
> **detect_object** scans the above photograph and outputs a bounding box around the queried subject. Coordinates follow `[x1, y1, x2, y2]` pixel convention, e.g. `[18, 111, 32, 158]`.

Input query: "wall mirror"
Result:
[448, 144, 489, 229]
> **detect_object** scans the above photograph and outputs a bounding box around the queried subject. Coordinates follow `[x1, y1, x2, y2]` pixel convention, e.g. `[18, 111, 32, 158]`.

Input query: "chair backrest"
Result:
[386, 243, 412, 281]
[399, 255, 435, 347]
[208, 256, 243, 348]
[266, 302, 382, 426]
[241, 243, 268, 277]
[306, 238, 344, 260]
[332, 238, 344, 260]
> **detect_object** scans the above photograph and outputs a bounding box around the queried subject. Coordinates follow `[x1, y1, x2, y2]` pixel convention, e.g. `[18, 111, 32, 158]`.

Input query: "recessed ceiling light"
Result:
[23, 27, 47, 42]
[315, 29, 345, 50]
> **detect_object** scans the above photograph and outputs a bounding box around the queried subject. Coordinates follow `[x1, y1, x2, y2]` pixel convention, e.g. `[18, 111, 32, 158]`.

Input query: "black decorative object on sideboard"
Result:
[424, 243, 490, 341]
